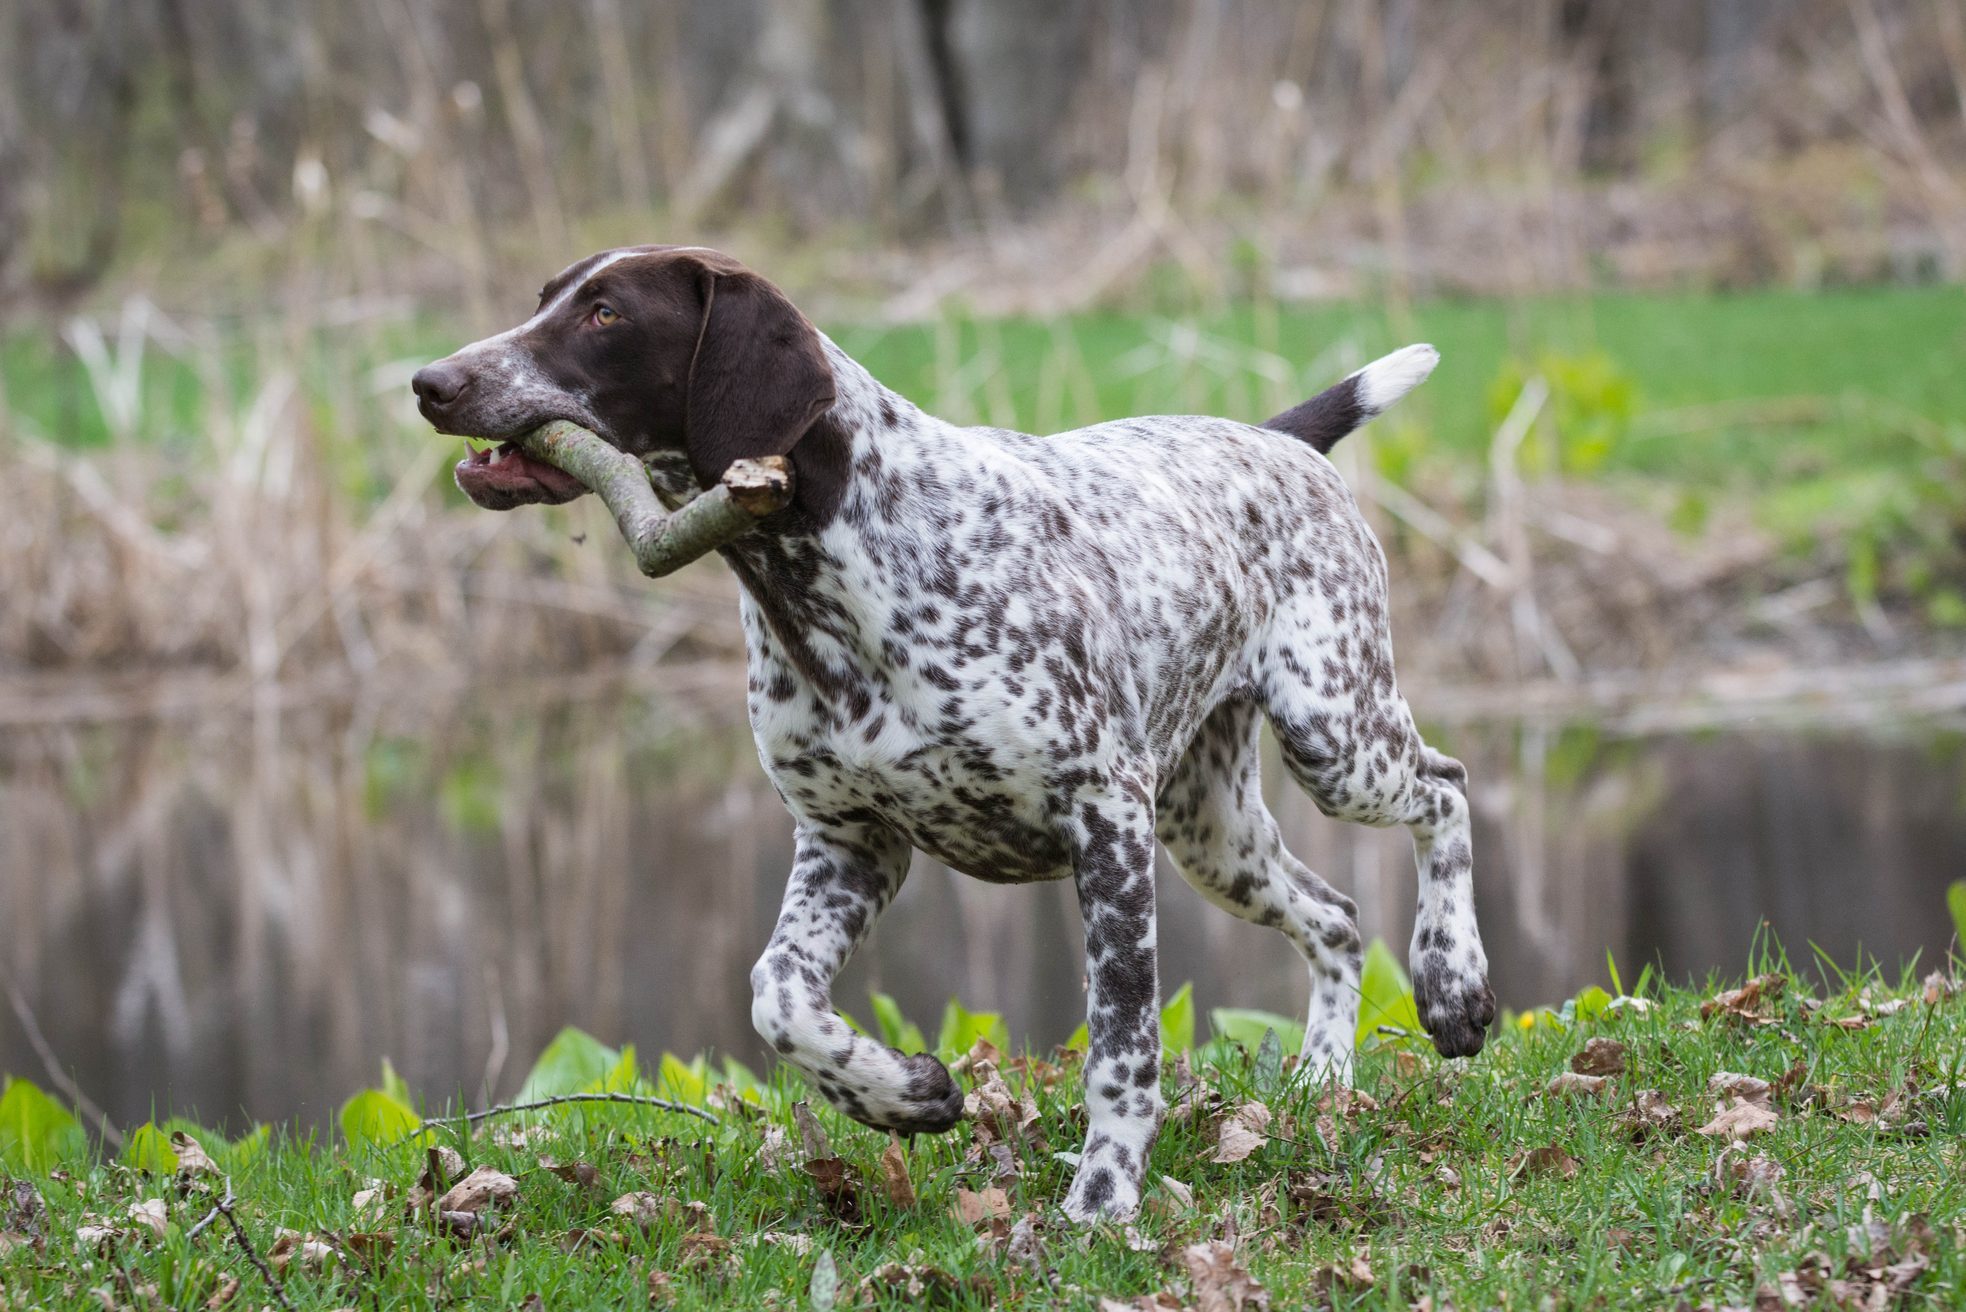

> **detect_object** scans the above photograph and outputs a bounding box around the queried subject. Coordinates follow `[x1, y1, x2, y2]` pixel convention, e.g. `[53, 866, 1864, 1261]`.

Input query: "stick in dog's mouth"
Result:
[477, 421, 794, 578]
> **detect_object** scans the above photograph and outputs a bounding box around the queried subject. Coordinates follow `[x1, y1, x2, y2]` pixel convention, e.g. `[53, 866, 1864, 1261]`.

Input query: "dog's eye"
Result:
[592, 304, 619, 327]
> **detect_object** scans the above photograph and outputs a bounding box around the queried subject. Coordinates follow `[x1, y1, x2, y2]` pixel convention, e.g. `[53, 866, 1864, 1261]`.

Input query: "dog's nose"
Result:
[412, 362, 469, 409]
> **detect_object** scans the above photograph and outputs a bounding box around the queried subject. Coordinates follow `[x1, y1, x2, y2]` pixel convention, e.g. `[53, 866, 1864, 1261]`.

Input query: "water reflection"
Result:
[2, 694, 1961, 1133]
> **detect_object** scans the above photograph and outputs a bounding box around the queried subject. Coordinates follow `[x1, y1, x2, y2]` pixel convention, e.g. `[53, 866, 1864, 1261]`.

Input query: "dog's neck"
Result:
[642, 336, 967, 699]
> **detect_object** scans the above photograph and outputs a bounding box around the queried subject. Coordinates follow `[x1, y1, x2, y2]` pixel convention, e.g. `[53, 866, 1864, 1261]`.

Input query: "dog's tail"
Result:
[1262, 343, 1438, 454]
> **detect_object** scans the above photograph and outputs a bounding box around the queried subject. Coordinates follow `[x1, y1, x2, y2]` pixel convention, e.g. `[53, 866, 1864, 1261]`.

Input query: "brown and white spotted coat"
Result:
[413, 246, 1495, 1223]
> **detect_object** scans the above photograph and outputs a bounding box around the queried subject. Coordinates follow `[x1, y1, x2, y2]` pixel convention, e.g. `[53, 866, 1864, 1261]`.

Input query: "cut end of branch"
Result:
[721, 456, 795, 518]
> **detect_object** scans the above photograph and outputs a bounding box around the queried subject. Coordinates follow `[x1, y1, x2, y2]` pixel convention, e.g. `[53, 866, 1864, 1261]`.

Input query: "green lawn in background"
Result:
[4, 285, 1962, 548]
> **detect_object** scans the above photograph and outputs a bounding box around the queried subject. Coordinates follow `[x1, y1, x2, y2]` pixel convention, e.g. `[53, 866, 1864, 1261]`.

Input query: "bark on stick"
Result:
[515, 420, 792, 576]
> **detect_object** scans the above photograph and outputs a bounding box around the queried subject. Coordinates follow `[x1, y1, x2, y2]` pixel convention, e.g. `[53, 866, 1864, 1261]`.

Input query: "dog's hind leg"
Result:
[1157, 700, 1363, 1082]
[1258, 601, 1497, 1059]
[749, 823, 964, 1134]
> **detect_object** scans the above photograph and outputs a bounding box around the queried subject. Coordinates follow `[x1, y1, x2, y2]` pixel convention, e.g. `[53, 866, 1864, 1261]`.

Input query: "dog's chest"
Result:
[740, 600, 1084, 881]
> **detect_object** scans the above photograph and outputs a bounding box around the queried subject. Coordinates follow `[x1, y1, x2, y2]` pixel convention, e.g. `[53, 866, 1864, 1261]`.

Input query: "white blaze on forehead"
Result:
[454, 246, 728, 358]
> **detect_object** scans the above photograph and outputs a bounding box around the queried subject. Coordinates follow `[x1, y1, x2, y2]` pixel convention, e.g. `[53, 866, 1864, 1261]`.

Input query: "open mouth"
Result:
[453, 440, 590, 510]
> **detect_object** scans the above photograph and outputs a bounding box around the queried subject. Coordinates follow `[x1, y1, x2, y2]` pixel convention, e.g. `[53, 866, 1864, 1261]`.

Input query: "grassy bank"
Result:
[3, 947, 1962, 1310]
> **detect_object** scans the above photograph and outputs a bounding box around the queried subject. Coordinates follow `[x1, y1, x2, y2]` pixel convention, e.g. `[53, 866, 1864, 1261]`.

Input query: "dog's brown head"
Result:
[414, 246, 837, 511]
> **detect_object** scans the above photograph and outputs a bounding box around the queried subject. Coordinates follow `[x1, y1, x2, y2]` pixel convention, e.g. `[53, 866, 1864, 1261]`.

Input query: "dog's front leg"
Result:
[749, 823, 964, 1134]
[1061, 787, 1165, 1223]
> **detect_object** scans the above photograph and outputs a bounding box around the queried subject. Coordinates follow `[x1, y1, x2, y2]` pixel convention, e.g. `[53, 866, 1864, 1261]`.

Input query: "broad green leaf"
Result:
[1209, 1008, 1305, 1055]
[381, 1058, 415, 1107]
[1160, 982, 1196, 1054]
[1356, 939, 1423, 1046]
[585, 1046, 643, 1095]
[226, 1124, 270, 1172]
[1064, 1022, 1089, 1051]
[121, 1122, 180, 1173]
[339, 1087, 424, 1152]
[721, 1056, 765, 1095]
[869, 992, 927, 1054]
[656, 1052, 707, 1105]
[518, 1027, 621, 1101]
[935, 998, 1009, 1060]
[0, 1077, 87, 1171]
[1572, 985, 1613, 1022]
[1950, 880, 1966, 947]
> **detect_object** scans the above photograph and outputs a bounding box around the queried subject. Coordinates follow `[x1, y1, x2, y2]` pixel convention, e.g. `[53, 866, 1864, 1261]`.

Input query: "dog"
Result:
[413, 245, 1494, 1222]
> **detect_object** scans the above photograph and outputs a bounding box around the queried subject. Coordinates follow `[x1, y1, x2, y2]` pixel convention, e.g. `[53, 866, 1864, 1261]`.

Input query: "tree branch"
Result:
[515, 421, 793, 576]
[188, 1180, 295, 1312]
[420, 1091, 722, 1131]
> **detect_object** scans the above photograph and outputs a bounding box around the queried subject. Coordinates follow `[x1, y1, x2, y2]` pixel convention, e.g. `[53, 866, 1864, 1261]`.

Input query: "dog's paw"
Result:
[869, 1052, 964, 1135]
[1413, 965, 1496, 1059]
[1061, 1164, 1141, 1224]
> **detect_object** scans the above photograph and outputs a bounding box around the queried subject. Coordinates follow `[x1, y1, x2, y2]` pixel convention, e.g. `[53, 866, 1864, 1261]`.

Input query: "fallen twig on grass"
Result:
[420, 1091, 722, 1132]
[512, 421, 794, 577]
[187, 1180, 295, 1312]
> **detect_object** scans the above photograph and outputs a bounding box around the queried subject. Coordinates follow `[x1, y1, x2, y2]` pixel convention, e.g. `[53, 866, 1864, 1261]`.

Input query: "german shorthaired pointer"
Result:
[413, 246, 1494, 1222]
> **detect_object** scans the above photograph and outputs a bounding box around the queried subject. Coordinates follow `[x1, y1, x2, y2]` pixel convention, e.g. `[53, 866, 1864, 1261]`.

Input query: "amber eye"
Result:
[592, 304, 619, 327]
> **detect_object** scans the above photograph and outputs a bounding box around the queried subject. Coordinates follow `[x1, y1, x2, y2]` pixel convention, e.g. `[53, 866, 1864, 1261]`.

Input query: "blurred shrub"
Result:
[1488, 352, 1639, 477]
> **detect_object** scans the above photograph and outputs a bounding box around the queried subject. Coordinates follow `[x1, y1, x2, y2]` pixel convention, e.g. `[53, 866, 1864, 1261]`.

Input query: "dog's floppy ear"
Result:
[682, 263, 836, 488]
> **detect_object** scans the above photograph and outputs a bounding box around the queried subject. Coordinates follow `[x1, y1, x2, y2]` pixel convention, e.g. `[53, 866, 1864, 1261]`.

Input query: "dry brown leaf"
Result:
[646, 1269, 676, 1306]
[1212, 1101, 1273, 1164]
[1701, 973, 1785, 1024]
[74, 1220, 121, 1253]
[678, 1230, 736, 1275]
[342, 1231, 396, 1268]
[350, 1180, 393, 1221]
[1624, 1088, 1681, 1139]
[124, 1200, 167, 1239]
[408, 1146, 468, 1213]
[609, 1191, 669, 1232]
[203, 1275, 240, 1309]
[1717, 1148, 1786, 1200]
[756, 1123, 794, 1173]
[878, 1134, 916, 1209]
[1311, 1251, 1375, 1296]
[791, 1101, 831, 1160]
[538, 1156, 601, 1192]
[1158, 1175, 1196, 1212]
[950, 1186, 1012, 1226]
[267, 1229, 337, 1272]
[438, 1165, 519, 1216]
[1544, 1072, 1609, 1100]
[1707, 1072, 1773, 1108]
[1509, 1145, 1579, 1179]
[1695, 1097, 1780, 1140]
[1921, 971, 1958, 1005]
[802, 1155, 864, 1225]
[1571, 1037, 1628, 1077]
[1182, 1239, 1270, 1312]
[168, 1132, 219, 1179]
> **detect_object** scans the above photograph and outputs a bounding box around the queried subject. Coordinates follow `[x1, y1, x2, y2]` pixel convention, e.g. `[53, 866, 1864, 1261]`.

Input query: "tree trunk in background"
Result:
[937, 0, 1098, 211]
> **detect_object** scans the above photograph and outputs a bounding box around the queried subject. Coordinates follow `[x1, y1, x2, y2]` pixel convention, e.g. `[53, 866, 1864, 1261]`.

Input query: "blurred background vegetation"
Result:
[1, 0, 1963, 1132]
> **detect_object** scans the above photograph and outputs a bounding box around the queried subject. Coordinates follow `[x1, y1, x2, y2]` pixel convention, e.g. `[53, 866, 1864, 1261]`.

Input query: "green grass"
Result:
[8, 284, 1963, 497]
[4, 949, 1963, 1310]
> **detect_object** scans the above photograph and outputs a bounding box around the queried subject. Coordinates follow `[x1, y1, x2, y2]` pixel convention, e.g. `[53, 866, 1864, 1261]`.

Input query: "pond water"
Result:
[2, 683, 1962, 1134]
